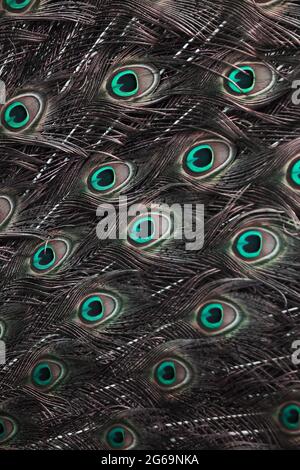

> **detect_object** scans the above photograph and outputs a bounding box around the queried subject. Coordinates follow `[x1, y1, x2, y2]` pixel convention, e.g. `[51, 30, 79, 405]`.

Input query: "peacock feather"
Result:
[0, 0, 299, 450]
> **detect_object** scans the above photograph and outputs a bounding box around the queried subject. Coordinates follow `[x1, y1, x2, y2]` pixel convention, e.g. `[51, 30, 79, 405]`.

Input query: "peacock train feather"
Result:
[0, 0, 299, 451]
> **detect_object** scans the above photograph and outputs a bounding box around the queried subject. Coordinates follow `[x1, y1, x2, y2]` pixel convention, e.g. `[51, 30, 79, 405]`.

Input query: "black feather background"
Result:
[0, 0, 299, 450]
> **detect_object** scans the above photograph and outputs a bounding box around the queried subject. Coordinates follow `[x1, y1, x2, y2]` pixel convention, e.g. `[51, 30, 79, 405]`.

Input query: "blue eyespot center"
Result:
[129, 216, 155, 244]
[199, 303, 224, 329]
[155, 361, 176, 386]
[280, 404, 300, 431]
[90, 166, 116, 191]
[185, 145, 214, 174]
[32, 245, 56, 270]
[81, 296, 104, 322]
[32, 363, 52, 387]
[4, 0, 32, 10]
[227, 66, 255, 94]
[111, 70, 139, 97]
[236, 230, 262, 259]
[4, 101, 29, 129]
[107, 427, 126, 448]
[289, 159, 300, 187]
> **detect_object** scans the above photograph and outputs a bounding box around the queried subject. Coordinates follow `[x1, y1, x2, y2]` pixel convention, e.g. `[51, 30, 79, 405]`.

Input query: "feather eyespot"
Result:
[286, 158, 300, 190]
[87, 162, 134, 195]
[182, 139, 236, 179]
[0, 416, 17, 444]
[153, 358, 191, 390]
[127, 211, 173, 249]
[2, 0, 36, 13]
[0, 196, 14, 227]
[30, 359, 65, 391]
[30, 238, 71, 274]
[223, 62, 275, 100]
[232, 227, 280, 264]
[106, 64, 160, 102]
[195, 300, 241, 336]
[77, 292, 121, 328]
[278, 403, 300, 434]
[105, 424, 136, 450]
[1, 93, 44, 133]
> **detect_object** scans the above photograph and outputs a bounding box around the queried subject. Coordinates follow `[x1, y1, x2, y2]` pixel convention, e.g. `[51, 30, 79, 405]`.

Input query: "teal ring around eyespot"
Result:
[155, 361, 176, 386]
[0, 419, 6, 439]
[90, 166, 116, 191]
[32, 245, 56, 270]
[290, 159, 300, 187]
[111, 70, 139, 97]
[4, 0, 31, 9]
[227, 66, 256, 94]
[4, 101, 29, 129]
[80, 296, 104, 322]
[0, 416, 17, 443]
[185, 144, 214, 173]
[279, 404, 300, 431]
[32, 362, 53, 387]
[236, 230, 263, 259]
[129, 216, 155, 244]
[200, 303, 224, 330]
[107, 426, 125, 449]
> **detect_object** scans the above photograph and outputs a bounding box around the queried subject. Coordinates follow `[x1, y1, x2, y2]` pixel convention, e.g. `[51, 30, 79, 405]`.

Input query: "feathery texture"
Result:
[0, 0, 299, 450]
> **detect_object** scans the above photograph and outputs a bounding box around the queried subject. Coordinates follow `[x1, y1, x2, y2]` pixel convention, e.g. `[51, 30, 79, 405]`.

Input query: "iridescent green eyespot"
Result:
[90, 166, 116, 192]
[233, 227, 280, 264]
[32, 362, 54, 387]
[1, 93, 43, 132]
[196, 300, 241, 335]
[0, 416, 17, 444]
[105, 424, 136, 450]
[153, 358, 190, 390]
[129, 216, 155, 245]
[224, 62, 276, 101]
[111, 70, 139, 98]
[127, 212, 172, 249]
[155, 361, 177, 387]
[32, 245, 56, 271]
[78, 292, 120, 327]
[4, 0, 32, 11]
[87, 161, 133, 196]
[107, 426, 126, 449]
[182, 139, 236, 179]
[199, 303, 224, 330]
[80, 295, 104, 322]
[185, 145, 214, 174]
[106, 64, 160, 102]
[31, 359, 65, 391]
[279, 403, 300, 432]
[4, 102, 29, 129]
[226, 66, 256, 94]
[236, 230, 262, 259]
[31, 239, 70, 274]
[287, 159, 300, 189]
